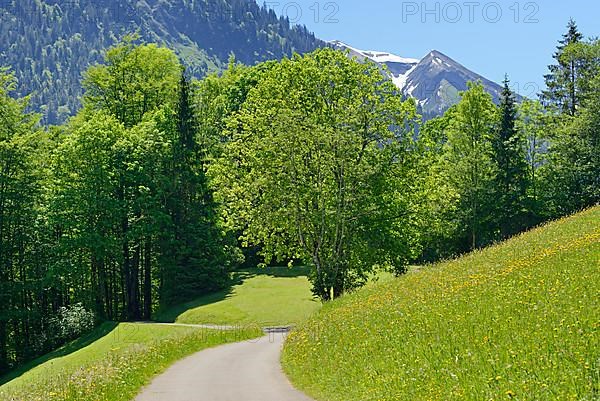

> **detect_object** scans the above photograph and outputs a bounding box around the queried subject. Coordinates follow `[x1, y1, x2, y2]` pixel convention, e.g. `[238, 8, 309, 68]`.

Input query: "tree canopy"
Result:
[211, 48, 421, 300]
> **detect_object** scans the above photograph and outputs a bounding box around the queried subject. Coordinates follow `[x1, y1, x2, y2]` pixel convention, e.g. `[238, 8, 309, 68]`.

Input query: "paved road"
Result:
[134, 331, 313, 401]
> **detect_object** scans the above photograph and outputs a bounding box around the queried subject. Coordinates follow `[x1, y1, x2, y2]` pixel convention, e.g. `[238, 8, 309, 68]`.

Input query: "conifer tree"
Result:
[493, 76, 529, 238]
[542, 19, 584, 115]
[161, 71, 229, 305]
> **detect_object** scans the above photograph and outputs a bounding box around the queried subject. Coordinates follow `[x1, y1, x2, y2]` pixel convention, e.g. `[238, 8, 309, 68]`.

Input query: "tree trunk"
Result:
[0, 319, 8, 374]
[128, 243, 140, 320]
[333, 271, 344, 299]
[143, 238, 152, 320]
[91, 255, 104, 319]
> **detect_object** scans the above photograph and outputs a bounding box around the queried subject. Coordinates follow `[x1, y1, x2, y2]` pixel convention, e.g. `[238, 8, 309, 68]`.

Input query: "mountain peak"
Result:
[421, 50, 459, 67]
[426, 49, 450, 58]
[332, 42, 506, 119]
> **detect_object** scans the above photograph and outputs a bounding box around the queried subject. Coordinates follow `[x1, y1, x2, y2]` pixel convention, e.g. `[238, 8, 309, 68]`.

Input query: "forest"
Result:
[0, 0, 322, 125]
[0, 20, 598, 375]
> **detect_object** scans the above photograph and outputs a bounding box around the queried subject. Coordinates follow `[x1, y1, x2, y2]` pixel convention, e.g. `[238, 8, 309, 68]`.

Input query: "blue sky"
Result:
[266, 1, 598, 96]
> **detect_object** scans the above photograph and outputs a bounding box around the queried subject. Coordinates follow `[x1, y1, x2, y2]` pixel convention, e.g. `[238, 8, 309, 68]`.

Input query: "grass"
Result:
[0, 265, 316, 400]
[156, 266, 321, 326]
[0, 322, 261, 401]
[283, 207, 600, 401]
[0, 322, 119, 387]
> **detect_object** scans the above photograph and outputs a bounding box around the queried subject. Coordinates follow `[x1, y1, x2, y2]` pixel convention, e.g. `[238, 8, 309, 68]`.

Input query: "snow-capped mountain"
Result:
[330, 40, 505, 119]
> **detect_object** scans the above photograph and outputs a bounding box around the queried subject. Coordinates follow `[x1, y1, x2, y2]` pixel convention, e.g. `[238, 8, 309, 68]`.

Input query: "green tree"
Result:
[542, 19, 584, 116]
[160, 72, 230, 306]
[516, 99, 553, 220]
[0, 69, 44, 372]
[211, 49, 421, 300]
[51, 39, 184, 320]
[50, 111, 124, 319]
[492, 76, 529, 238]
[542, 40, 600, 214]
[195, 58, 276, 160]
[415, 114, 462, 261]
[83, 35, 181, 128]
[443, 82, 498, 250]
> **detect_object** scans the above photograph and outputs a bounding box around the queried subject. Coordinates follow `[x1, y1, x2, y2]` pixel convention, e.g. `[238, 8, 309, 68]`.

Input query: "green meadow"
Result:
[0, 323, 260, 401]
[283, 207, 600, 401]
[156, 266, 321, 327]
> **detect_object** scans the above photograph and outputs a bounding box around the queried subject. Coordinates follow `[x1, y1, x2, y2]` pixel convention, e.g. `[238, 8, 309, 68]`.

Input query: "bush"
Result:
[49, 303, 95, 344]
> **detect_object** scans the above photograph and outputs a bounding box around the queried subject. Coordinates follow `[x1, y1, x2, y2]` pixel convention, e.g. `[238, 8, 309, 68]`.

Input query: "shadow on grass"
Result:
[154, 266, 311, 323]
[0, 321, 118, 386]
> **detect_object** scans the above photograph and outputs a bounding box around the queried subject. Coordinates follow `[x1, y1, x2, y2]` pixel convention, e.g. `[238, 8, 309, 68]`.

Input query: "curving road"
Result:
[134, 331, 313, 401]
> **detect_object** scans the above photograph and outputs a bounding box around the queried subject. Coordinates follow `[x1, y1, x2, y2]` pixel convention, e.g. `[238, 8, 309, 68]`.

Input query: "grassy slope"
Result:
[283, 207, 600, 401]
[0, 323, 261, 401]
[156, 267, 321, 326]
[0, 265, 316, 400]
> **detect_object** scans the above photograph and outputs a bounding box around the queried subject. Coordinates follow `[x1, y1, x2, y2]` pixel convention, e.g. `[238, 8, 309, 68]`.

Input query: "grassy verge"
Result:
[0, 323, 261, 401]
[283, 207, 600, 401]
[156, 266, 321, 326]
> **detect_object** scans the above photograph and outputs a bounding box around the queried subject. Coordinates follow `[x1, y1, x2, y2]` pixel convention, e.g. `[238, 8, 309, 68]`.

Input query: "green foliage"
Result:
[492, 77, 530, 238]
[539, 39, 600, 216]
[441, 82, 499, 249]
[516, 98, 551, 218]
[50, 40, 233, 322]
[160, 72, 231, 305]
[0, 69, 46, 372]
[415, 32, 599, 259]
[283, 207, 600, 401]
[211, 48, 422, 300]
[542, 18, 584, 115]
[83, 36, 181, 127]
[1, 39, 237, 376]
[48, 304, 95, 344]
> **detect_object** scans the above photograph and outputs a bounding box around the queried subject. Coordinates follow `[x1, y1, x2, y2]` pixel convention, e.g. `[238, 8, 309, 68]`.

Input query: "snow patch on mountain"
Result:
[362, 50, 419, 64]
[329, 40, 418, 65]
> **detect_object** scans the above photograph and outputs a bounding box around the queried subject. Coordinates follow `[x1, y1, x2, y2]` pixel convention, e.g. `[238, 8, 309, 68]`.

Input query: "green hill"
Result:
[283, 207, 600, 401]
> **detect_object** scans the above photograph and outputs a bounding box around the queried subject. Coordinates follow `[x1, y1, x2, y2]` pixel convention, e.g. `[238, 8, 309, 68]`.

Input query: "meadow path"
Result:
[134, 329, 313, 401]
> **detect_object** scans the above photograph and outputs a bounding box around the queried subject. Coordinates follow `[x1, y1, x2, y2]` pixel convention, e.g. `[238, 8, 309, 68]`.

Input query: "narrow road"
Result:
[134, 331, 313, 401]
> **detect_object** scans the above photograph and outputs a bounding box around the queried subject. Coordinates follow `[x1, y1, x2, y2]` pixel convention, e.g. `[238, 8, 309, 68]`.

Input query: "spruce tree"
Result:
[161, 71, 229, 306]
[493, 76, 529, 238]
[542, 19, 584, 115]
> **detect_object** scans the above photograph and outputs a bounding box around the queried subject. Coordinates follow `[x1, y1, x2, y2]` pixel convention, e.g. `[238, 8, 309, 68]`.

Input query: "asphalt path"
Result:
[134, 330, 313, 401]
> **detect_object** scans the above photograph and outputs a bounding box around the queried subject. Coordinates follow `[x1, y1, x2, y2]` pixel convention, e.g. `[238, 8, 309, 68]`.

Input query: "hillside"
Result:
[0, 0, 322, 124]
[283, 207, 600, 400]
